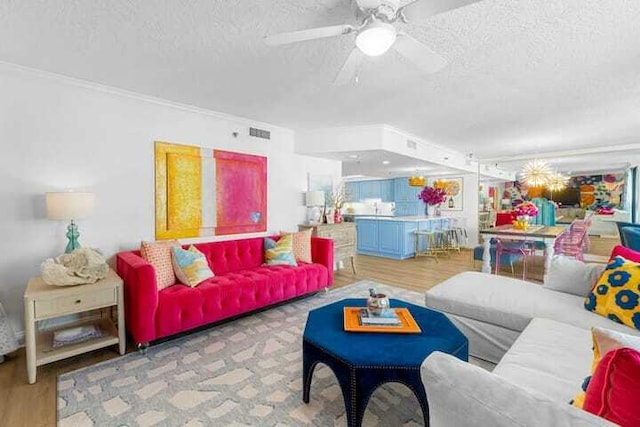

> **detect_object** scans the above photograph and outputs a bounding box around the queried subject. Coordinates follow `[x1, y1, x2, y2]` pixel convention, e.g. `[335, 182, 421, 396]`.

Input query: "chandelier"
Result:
[546, 173, 569, 193]
[520, 160, 553, 187]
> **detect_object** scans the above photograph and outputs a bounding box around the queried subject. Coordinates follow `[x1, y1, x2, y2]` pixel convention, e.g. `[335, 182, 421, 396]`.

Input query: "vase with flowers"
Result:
[330, 183, 346, 224]
[418, 186, 447, 217]
[512, 201, 539, 230]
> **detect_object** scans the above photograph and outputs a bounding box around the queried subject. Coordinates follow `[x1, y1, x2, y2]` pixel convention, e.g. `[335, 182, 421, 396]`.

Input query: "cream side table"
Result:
[23, 269, 125, 384]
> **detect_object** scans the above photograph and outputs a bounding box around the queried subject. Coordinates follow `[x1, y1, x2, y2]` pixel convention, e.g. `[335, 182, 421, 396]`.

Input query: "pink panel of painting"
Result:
[214, 150, 267, 235]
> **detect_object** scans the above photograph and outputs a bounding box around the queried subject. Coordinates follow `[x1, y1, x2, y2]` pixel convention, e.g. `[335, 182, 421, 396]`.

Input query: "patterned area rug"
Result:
[58, 281, 485, 426]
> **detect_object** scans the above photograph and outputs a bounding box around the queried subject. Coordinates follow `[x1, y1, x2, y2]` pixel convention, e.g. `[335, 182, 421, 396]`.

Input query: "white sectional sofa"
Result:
[421, 271, 639, 427]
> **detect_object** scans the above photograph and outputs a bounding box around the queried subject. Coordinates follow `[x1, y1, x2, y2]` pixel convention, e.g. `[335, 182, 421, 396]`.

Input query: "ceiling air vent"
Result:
[406, 140, 417, 150]
[249, 127, 271, 140]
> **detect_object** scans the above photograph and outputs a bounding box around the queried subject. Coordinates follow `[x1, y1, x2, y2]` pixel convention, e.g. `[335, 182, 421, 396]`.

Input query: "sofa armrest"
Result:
[116, 251, 159, 344]
[311, 237, 334, 286]
[421, 352, 612, 427]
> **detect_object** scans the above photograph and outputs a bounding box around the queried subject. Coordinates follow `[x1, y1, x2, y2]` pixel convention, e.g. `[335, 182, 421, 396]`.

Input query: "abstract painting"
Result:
[432, 177, 463, 211]
[155, 141, 267, 240]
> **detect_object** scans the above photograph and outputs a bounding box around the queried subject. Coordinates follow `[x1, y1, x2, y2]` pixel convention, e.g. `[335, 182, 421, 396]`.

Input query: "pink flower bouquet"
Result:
[418, 186, 447, 206]
[513, 201, 539, 217]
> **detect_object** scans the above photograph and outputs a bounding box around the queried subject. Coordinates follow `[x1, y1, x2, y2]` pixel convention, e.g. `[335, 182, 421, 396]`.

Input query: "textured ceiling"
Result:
[1, 0, 640, 164]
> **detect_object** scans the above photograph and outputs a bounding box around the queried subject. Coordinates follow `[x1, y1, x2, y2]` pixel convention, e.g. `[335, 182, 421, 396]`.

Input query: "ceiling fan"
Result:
[264, 0, 483, 85]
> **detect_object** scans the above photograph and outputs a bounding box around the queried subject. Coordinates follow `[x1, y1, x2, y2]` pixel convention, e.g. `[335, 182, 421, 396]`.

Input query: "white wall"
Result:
[0, 63, 341, 335]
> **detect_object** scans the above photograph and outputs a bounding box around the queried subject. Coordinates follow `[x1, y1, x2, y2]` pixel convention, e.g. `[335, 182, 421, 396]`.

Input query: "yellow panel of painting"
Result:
[167, 153, 202, 233]
[155, 141, 202, 240]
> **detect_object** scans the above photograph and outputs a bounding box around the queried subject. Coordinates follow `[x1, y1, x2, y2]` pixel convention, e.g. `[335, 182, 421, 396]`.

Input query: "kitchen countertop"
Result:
[354, 216, 456, 222]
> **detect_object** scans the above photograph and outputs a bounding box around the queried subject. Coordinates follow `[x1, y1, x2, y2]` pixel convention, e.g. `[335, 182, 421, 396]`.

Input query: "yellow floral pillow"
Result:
[584, 256, 640, 330]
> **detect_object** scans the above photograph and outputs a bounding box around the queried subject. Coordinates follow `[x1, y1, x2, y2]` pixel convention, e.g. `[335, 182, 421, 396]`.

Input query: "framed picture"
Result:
[308, 174, 333, 201]
[431, 177, 463, 211]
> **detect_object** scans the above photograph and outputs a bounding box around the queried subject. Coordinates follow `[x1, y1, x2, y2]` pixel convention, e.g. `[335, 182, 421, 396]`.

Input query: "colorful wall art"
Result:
[155, 141, 267, 240]
[431, 177, 463, 211]
[502, 173, 625, 210]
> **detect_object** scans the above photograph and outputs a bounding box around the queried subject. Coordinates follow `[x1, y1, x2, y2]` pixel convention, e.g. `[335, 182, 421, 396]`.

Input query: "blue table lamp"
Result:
[46, 192, 96, 253]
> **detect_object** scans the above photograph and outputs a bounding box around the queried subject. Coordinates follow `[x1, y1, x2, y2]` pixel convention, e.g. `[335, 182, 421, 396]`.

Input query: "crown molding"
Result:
[0, 60, 294, 135]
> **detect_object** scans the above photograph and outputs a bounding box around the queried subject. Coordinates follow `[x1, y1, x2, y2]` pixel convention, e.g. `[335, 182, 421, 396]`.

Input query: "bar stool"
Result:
[414, 230, 440, 262]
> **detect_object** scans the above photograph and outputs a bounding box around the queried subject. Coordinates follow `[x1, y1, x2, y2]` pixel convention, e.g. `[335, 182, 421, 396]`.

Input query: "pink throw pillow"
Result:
[583, 347, 640, 426]
[140, 240, 180, 290]
[609, 245, 640, 263]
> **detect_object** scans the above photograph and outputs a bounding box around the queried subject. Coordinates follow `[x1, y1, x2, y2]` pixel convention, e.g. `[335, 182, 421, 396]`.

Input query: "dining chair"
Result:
[495, 238, 534, 280]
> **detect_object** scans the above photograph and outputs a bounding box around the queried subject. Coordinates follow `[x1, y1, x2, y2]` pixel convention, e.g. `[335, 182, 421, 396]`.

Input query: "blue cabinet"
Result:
[356, 219, 379, 252]
[359, 181, 380, 200]
[379, 221, 403, 255]
[395, 201, 424, 217]
[345, 182, 360, 202]
[346, 179, 395, 203]
[380, 180, 394, 202]
[355, 218, 448, 259]
[394, 178, 422, 202]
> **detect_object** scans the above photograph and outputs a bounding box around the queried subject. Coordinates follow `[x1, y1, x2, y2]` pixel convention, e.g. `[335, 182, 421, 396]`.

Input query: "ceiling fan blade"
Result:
[400, 0, 483, 22]
[393, 33, 447, 74]
[334, 48, 365, 86]
[264, 24, 355, 46]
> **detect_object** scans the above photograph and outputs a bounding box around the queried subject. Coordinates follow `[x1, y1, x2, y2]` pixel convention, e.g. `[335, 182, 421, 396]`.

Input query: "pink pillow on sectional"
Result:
[583, 347, 640, 427]
[609, 245, 640, 263]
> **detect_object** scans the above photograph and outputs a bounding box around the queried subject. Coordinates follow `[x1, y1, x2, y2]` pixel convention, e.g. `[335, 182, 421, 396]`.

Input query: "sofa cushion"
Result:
[192, 238, 264, 275]
[543, 256, 605, 297]
[585, 256, 640, 330]
[583, 348, 640, 426]
[493, 318, 592, 402]
[426, 272, 640, 336]
[281, 229, 313, 263]
[264, 235, 297, 266]
[574, 327, 640, 408]
[610, 244, 640, 263]
[171, 246, 214, 287]
[154, 262, 328, 338]
[140, 240, 180, 290]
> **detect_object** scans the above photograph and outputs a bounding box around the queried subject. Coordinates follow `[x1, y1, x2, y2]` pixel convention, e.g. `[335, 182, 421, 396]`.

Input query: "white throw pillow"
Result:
[543, 256, 605, 297]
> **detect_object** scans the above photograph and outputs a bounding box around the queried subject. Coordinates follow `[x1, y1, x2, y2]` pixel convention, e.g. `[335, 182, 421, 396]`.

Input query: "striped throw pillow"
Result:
[264, 235, 297, 266]
[171, 245, 214, 287]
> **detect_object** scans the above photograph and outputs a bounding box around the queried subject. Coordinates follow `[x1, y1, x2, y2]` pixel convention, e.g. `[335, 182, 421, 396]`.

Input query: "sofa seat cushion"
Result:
[426, 272, 640, 336]
[154, 263, 328, 338]
[493, 318, 592, 402]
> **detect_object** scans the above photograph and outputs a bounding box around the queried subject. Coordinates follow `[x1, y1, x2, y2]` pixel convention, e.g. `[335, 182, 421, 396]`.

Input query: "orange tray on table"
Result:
[343, 307, 422, 334]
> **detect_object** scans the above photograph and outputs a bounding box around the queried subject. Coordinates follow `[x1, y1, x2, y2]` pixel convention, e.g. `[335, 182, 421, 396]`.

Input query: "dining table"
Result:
[479, 224, 566, 280]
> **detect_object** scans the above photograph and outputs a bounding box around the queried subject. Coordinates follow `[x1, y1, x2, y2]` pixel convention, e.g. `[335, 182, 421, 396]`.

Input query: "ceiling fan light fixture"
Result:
[356, 22, 396, 57]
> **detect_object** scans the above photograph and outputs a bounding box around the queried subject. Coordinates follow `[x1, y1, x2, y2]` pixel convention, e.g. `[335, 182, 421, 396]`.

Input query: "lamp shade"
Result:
[305, 191, 325, 207]
[46, 192, 96, 220]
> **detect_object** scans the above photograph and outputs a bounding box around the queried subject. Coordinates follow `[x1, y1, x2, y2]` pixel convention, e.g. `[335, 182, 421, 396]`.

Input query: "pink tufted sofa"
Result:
[116, 236, 334, 347]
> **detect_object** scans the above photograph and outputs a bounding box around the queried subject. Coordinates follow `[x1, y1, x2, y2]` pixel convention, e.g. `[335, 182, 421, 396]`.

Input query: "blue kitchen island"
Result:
[355, 216, 452, 259]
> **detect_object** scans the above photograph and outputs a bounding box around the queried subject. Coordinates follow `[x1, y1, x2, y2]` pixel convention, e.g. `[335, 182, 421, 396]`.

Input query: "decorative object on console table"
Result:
[46, 192, 96, 253]
[299, 223, 357, 274]
[305, 191, 325, 225]
[330, 182, 346, 224]
[23, 269, 125, 384]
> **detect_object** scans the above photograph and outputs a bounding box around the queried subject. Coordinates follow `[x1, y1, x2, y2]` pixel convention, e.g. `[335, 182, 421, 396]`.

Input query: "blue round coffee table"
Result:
[302, 298, 468, 427]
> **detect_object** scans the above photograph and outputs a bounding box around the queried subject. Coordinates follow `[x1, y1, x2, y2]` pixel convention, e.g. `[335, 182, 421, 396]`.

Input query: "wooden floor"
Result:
[0, 236, 618, 425]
